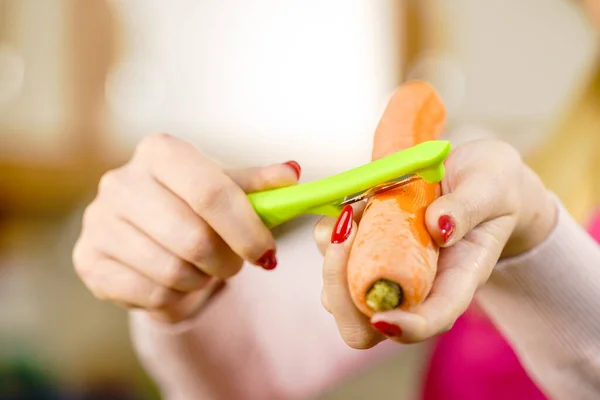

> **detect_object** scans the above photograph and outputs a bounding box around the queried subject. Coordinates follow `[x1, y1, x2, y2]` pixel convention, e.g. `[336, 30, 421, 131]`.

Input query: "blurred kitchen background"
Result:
[0, 0, 595, 399]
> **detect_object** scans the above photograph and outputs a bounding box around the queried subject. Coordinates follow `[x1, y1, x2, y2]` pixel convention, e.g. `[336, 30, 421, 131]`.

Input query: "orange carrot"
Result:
[347, 81, 446, 317]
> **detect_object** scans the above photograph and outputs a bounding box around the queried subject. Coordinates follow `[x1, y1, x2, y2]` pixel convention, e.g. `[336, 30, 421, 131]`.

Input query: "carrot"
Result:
[347, 81, 446, 317]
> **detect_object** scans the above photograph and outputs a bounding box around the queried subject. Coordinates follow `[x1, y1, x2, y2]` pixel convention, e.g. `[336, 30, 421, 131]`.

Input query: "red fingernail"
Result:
[438, 215, 456, 243]
[256, 249, 278, 270]
[331, 205, 353, 244]
[283, 161, 301, 180]
[372, 321, 403, 337]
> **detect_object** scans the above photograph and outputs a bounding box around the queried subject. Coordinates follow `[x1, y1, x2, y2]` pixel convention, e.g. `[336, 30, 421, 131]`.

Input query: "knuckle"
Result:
[135, 132, 173, 158]
[72, 241, 93, 278]
[98, 169, 122, 194]
[439, 321, 456, 335]
[237, 241, 266, 263]
[71, 251, 109, 302]
[499, 140, 521, 161]
[80, 201, 101, 229]
[89, 285, 110, 302]
[216, 259, 242, 279]
[504, 185, 521, 211]
[461, 199, 481, 230]
[148, 286, 179, 309]
[397, 335, 421, 345]
[161, 257, 190, 287]
[321, 290, 331, 314]
[322, 265, 340, 286]
[194, 183, 228, 213]
[81, 205, 94, 228]
[180, 225, 213, 263]
[454, 261, 479, 280]
[81, 270, 110, 302]
[313, 218, 333, 247]
[340, 326, 378, 350]
[244, 169, 265, 191]
[253, 167, 285, 189]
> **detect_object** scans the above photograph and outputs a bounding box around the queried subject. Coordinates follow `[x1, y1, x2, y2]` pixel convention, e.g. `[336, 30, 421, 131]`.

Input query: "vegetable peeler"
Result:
[247, 140, 451, 229]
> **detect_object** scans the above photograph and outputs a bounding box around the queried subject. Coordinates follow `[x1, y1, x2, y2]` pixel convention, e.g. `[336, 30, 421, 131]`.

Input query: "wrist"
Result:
[501, 166, 558, 259]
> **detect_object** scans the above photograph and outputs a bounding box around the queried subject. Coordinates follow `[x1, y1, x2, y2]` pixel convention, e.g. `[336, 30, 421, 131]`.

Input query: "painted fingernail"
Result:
[256, 249, 278, 270]
[438, 215, 456, 243]
[331, 205, 353, 244]
[283, 161, 301, 180]
[372, 321, 403, 337]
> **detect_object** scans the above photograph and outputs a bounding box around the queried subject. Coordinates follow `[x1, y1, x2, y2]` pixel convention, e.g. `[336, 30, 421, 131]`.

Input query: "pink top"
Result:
[421, 210, 600, 400]
[130, 198, 600, 400]
[422, 304, 548, 400]
[589, 211, 600, 241]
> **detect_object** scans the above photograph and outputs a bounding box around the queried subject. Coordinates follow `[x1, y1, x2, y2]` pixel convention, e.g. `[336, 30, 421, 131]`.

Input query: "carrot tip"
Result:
[365, 280, 403, 312]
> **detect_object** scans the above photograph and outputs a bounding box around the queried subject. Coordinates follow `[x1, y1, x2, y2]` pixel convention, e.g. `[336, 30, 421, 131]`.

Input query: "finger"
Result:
[87, 214, 211, 292]
[132, 133, 276, 266]
[313, 201, 367, 257]
[323, 206, 384, 349]
[149, 279, 227, 324]
[425, 147, 520, 247]
[95, 174, 243, 278]
[226, 161, 301, 193]
[75, 253, 186, 311]
[321, 288, 332, 314]
[372, 216, 514, 343]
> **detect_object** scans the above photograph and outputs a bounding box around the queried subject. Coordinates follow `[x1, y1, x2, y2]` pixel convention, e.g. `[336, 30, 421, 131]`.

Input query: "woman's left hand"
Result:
[313, 139, 557, 349]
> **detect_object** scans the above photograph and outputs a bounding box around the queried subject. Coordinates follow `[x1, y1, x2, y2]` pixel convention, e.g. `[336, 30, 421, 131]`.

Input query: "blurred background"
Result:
[0, 0, 595, 399]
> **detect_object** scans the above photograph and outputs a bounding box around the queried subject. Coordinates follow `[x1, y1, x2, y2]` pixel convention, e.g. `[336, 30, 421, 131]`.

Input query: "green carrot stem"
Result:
[365, 279, 403, 312]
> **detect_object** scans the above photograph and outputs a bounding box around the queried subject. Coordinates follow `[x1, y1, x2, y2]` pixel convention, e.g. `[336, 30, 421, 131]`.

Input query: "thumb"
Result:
[226, 161, 301, 193]
[425, 159, 516, 247]
[313, 201, 367, 257]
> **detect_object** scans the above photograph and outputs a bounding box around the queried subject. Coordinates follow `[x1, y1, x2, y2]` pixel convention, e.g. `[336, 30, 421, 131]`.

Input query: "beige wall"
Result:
[425, 0, 596, 152]
[0, 0, 70, 157]
[103, 0, 405, 172]
[104, 0, 596, 157]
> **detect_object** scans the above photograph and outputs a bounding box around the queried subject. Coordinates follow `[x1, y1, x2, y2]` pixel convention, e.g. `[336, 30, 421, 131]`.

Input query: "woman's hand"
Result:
[73, 133, 300, 323]
[313, 139, 557, 348]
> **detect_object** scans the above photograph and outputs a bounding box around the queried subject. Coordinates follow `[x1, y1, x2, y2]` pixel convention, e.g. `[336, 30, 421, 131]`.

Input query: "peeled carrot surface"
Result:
[347, 81, 446, 317]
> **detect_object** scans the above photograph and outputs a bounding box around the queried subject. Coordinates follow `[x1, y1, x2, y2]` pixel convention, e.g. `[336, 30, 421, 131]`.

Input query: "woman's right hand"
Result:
[73, 133, 300, 323]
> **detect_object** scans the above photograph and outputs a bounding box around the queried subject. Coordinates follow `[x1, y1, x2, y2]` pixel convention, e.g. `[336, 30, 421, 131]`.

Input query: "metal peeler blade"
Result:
[339, 173, 420, 205]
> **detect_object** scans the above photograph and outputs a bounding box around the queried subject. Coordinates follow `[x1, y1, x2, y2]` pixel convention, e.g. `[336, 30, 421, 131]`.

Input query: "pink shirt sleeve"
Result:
[587, 211, 600, 241]
[477, 196, 600, 400]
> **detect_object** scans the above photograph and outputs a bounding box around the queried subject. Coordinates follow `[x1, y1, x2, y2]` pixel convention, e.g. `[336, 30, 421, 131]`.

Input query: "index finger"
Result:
[133, 133, 276, 267]
[322, 207, 384, 349]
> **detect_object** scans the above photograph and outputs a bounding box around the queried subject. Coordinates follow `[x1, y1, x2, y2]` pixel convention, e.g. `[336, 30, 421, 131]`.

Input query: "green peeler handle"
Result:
[247, 140, 452, 229]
